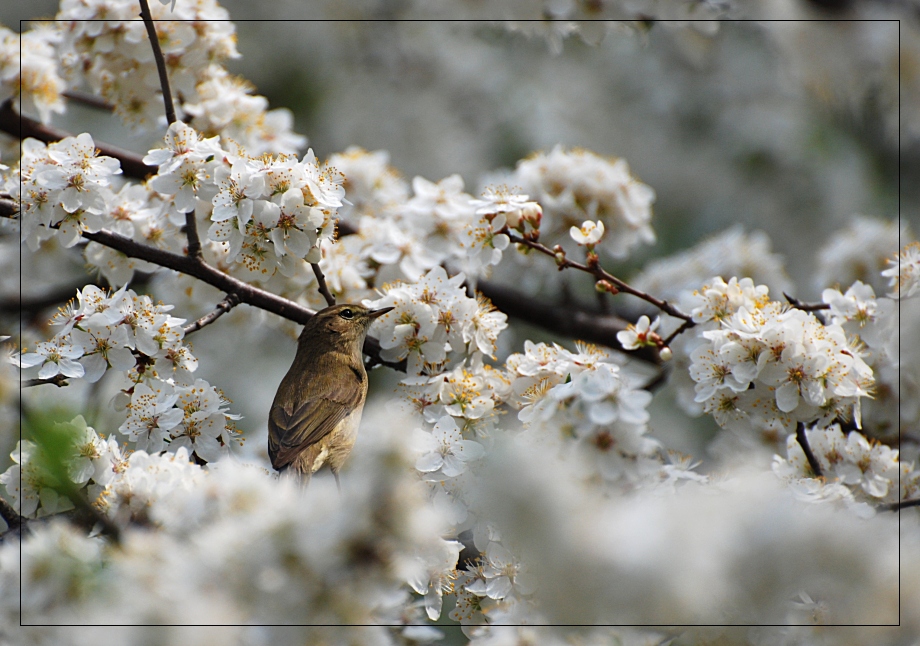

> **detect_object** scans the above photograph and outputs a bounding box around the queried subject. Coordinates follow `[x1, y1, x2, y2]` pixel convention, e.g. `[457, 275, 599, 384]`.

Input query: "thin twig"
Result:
[63, 90, 114, 112]
[663, 318, 696, 346]
[0, 101, 157, 179]
[503, 228, 695, 324]
[137, 0, 203, 261]
[311, 263, 336, 307]
[23, 375, 70, 388]
[138, 0, 177, 126]
[183, 294, 241, 335]
[783, 292, 830, 312]
[795, 422, 823, 477]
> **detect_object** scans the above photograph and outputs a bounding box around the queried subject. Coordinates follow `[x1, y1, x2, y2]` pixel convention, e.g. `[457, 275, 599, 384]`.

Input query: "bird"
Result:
[267, 303, 393, 488]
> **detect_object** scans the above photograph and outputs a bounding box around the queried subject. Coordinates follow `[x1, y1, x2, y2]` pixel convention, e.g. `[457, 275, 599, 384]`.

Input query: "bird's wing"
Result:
[268, 382, 364, 471]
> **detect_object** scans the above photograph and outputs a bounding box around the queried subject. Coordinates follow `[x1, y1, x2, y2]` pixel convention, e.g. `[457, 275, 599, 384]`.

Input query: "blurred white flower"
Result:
[414, 416, 485, 479]
[882, 241, 920, 300]
[514, 146, 655, 258]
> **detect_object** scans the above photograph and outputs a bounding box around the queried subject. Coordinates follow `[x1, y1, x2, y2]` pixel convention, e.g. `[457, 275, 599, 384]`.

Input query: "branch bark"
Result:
[503, 229, 695, 324]
[24, 375, 70, 388]
[183, 294, 240, 335]
[476, 279, 661, 365]
[795, 422, 823, 478]
[783, 293, 830, 313]
[138, 0, 177, 126]
[0, 495, 23, 531]
[0, 101, 156, 179]
[311, 263, 336, 307]
[882, 497, 920, 511]
[77, 228, 397, 368]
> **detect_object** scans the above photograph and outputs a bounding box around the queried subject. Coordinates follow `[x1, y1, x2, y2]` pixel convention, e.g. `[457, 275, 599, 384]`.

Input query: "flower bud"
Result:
[659, 347, 673, 361]
[505, 208, 524, 229]
[521, 202, 542, 228]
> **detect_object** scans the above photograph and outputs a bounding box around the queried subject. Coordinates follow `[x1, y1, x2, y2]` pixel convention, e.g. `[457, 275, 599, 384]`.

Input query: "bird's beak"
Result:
[369, 306, 395, 319]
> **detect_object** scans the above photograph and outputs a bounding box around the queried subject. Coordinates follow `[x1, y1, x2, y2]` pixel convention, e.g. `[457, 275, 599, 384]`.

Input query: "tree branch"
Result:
[795, 422, 823, 478]
[63, 90, 115, 112]
[0, 196, 15, 218]
[882, 497, 920, 511]
[0, 495, 23, 531]
[0, 101, 157, 179]
[783, 293, 830, 312]
[183, 293, 240, 335]
[503, 229, 695, 324]
[78, 228, 398, 368]
[311, 263, 336, 307]
[476, 279, 661, 365]
[136, 0, 202, 260]
[138, 0, 177, 127]
[23, 375, 70, 388]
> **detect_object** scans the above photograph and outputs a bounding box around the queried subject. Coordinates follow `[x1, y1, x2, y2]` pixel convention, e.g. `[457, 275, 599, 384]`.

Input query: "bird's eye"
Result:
[339, 308, 354, 320]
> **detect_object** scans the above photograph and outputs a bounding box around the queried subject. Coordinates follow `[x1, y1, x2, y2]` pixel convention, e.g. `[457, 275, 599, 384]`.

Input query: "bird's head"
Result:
[300, 303, 394, 351]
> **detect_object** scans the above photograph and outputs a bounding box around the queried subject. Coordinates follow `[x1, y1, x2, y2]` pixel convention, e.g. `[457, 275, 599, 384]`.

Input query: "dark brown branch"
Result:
[183, 293, 240, 335]
[795, 422, 823, 478]
[476, 279, 660, 365]
[63, 90, 115, 112]
[2, 285, 78, 317]
[78, 228, 397, 368]
[663, 319, 696, 346]
[311, 263, 336, 307]
[0, 496, 23, 531]
[882, 497, 920, 511]
[0, 101, 157, 179]
[0, 196, 15, 218]
[136, 0, 203, 260]
[24, 375, 70, 388]
[504, 229, 695, 324]
[783, 293, 830, 313]
[138, 0, 177, 126]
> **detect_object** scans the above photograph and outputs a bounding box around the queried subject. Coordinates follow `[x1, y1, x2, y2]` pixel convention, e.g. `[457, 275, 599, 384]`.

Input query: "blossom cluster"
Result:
[687, 277, 874, 436]
[12, 284, 241, 464]
[773, 423, 920, 515]
[513, 145, 655, 258]
[4, 425, 453, 642]
[55, 0, 236, 128]
[142, 120, 344, 282]
[16, 134, 123, 251]
[14, 284, 193, 383]
[505, 340, 664, 486]
[318, 151, 542, 301]
[0, 416, 123, 518]
[365, 267, 508, 374]
[0, 24, 65, 124]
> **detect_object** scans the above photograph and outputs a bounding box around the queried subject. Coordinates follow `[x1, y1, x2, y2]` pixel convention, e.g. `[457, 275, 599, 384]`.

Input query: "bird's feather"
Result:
[267, 371, 365, 470]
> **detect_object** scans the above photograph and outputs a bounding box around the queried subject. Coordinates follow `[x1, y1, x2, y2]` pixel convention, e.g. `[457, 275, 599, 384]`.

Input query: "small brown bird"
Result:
[268, 303, 393, 487]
